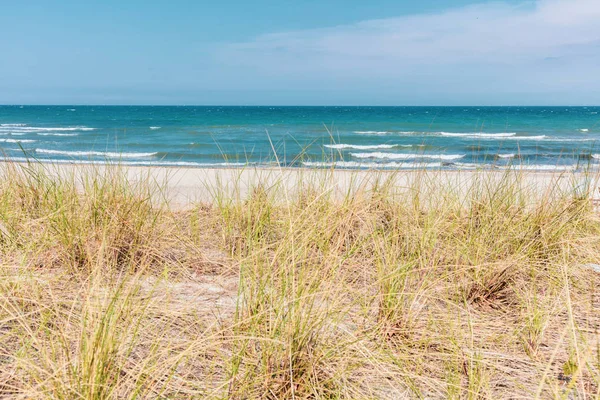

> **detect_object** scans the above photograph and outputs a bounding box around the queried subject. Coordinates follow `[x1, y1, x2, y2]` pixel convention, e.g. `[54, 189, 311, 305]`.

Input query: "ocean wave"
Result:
[324, 144, 399, 150]
[503, 164, 577, 171]
[453, 163, 481, 170]
[302, 161, 443, 169]
[0, 139, 36, 143]
[497, 154, 516, 159]
[0, 123, 27, 127]
[0, 156, 251, 168]
[150, 126, 161, 130]
[37, 133, 79, 137]
[350, 152, 465, 161]
[454, 162, 577, 171]
[440, 132, 516, 138]
[580, 129, 589, 132]
[438, 132, 549, 140]
[35, 149, 157, 158]
[501, 135, 547, 140]
[0, 126, 95, 132]
[542, 138, 595, 142]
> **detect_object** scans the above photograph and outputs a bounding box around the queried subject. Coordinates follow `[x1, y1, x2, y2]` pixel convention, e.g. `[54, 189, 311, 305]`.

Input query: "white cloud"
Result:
[214, 0, 600, 104]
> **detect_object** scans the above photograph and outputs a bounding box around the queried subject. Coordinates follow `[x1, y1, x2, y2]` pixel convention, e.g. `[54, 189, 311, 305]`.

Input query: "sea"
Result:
[1, 105, 599, 171]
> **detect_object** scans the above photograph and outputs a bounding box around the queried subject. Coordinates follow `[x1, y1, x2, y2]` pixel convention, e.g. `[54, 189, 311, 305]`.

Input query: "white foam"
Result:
[35, 149, 157, 158]
[0, 126, 95, 132]
[0, 124, 27, 127]
[453, 163, 577, 171]
[580, 129, 589, 132]
[353, 131, 390, 134]
[439, 132, 516, 138]
[497, 154, 516, 159]
[302, 161, 443, 169]
[453, 163, 481, 170]
[0, 157, 250, 168]
[591, 154, 600, 160]
[548, 138, 594, 142]
[502, 135, 547, 140]
[350, 152, 465, 161]
[150, 126, 161, 130]
[438, 132, 548, 140]
[0, 139, 36, 143]
[503, 164, 576, 171]
[37, 133, 79, 137]
[324, 144, 398, 150]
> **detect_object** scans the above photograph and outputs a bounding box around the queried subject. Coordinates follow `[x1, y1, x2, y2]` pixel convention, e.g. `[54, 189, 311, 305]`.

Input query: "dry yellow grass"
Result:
[0, 161, 599, 399]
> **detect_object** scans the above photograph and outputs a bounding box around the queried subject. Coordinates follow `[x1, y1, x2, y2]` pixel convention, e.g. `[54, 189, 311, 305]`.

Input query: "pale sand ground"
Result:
[3, 162, 600, 207]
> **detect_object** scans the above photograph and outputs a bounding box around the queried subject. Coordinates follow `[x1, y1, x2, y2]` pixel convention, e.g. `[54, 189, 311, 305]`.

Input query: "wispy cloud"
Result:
[215, 0, 600, 104]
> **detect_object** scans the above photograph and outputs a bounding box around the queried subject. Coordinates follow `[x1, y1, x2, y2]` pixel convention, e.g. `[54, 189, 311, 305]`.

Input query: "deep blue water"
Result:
[1, 106, 599, 170]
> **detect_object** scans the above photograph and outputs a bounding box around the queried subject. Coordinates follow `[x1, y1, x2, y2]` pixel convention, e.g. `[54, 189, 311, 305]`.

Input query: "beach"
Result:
[6, 161, 600, 206]
[0, 161, 599, 398]
[4, 0, 600, 397]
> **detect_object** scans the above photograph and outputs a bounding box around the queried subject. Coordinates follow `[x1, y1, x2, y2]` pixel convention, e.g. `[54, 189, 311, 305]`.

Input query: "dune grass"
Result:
[0, 161, 599, 399]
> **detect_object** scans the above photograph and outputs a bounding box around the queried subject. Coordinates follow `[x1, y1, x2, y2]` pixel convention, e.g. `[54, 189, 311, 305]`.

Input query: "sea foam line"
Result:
[350, 152, 465, 161]
[0, 126, 95, 132]
[150, 126, 161, 130]
[439, 132, 517, 138]
[438, 132, 550, 140]
[37, 133, 79, 137]
[0, 156, 250, 168]
[302, 161, 443, 169]
[0, 139, 36, 143]
[325, 144, 402, 150]
[503, 164, 577, 171]
[35, 149, 158, 158]
[453, 162, 578, 171]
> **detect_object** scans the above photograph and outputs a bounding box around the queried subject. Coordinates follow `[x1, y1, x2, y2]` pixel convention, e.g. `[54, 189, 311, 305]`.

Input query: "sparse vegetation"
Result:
[0, 161, 599, 399]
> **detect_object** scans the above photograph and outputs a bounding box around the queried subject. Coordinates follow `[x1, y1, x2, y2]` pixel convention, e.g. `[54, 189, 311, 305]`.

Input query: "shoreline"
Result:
[2, 157, 595, 172]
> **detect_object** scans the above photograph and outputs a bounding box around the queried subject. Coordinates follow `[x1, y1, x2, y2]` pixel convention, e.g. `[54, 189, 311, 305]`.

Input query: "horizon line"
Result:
[1, 104, 600, 108]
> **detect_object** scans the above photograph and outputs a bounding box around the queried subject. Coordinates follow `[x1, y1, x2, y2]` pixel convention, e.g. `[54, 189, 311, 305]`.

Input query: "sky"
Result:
[0, 0, 599, 105]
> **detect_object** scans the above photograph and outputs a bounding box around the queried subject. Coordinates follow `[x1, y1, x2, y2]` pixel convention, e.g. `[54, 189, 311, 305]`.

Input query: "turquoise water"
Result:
[0, 106, 599, 170]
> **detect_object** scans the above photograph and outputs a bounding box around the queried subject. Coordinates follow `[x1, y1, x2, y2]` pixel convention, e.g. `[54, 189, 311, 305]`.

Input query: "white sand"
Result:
[3, 162, 599, 208]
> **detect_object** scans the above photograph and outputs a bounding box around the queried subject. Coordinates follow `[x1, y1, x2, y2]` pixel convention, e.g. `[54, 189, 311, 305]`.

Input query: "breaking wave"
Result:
[302, 161, 443, 169]
[324, 144, 401, 150]
[440, 132, 517, 138]
[0, 156, 250, 168]
[35, 149, 157, 158]
[350, 152, 465, 161]
[0, 139, 36, 143]
[37, 133, 79, 137]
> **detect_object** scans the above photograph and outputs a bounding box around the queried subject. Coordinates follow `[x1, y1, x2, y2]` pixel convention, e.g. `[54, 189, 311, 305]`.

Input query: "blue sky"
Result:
[0, 0, 598, 105]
